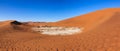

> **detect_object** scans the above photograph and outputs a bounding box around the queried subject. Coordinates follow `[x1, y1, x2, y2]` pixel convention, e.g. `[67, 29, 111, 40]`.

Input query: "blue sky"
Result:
[0, 0, 120, 22]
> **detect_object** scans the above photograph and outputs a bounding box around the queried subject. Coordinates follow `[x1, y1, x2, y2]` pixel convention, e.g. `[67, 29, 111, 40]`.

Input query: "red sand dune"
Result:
[0, 8, 120, 51]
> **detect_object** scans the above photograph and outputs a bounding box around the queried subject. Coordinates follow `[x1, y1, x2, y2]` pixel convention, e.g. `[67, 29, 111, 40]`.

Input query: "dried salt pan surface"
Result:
[32, 26, 84, 35]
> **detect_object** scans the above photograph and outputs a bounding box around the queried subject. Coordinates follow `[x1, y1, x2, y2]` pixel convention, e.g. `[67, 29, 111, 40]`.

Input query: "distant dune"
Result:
[0, 8, 120, 51]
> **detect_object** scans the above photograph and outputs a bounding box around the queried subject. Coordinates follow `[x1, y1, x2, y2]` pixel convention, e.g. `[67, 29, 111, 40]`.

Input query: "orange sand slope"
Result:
[0, 8, 120, 51]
